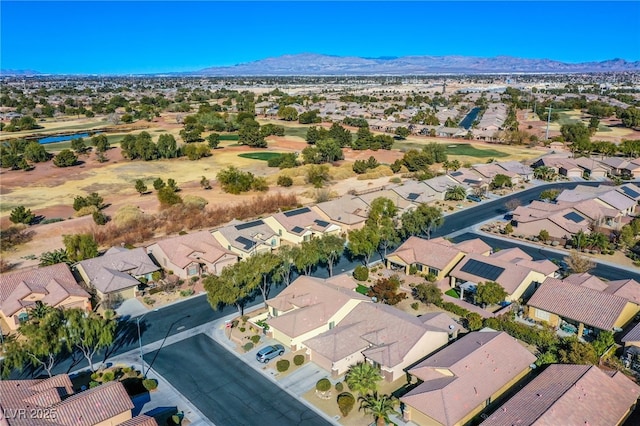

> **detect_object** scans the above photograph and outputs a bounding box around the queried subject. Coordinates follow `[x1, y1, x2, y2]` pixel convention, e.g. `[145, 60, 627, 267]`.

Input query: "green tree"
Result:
[274, 245, 296, 286]
[39, 248, 70, 266]
[238, 119, 266, 147]
[63, 309, 116, 372]
[204, 261, 258, 315]
[395, 127, 410, 139]
[475, 281, 507, 306]
[298, 110, 320, 124]
[70, 137, 87, 153]
[445, 185, 467, 201]
[533, 166, 557, 181]
[328, 122, 352, 147]
[63, 233, 98, 262]
[491, 174, 513, 189]
[368, 275, 406, 305]
[157, 186, 183, 206]
[135, 179, 147, 195]
[465, 312, 484, 331]
[179, 116, 205, 143]
[23, 141, 49, 163]
[423, 142, 447, 163]
[402, 149, 433, 171]
[348, 226, 380, 265]
[305, 164, 330, 188]
[539, 189, 560, 201]
[358, 392, 399, 426]
[292, 241, 322, 276]
[277, 106, 299, 121]
[413, 283, 442, 305]
[245, 252, 282, 306]
[157, 134, 179, 158]
[588, 117, 600, 134]
[1, 307, 67, 378]
[316, 234, 346, 277]
[200, 176, 212, 189]
[207, 133, 221, 149]
[571, 230, 588, 251]
[539, 229, 550, 241]
[592, 331, 615, 357]
[53, 149, 78, 167]
[557, 337, 598, 365]
[346, 362, 382, 395]
[217, 166, 255, 194]
[92, 210, 108, 225]
[9, 205, 35, 225]
[153, 177, 165, 191]
[91, 134, 110, 153]
[400, 204, 443, 239]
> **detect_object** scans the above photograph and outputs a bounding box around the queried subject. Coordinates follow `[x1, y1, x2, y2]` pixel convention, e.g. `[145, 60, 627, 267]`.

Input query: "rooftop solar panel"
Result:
[407, 193, 420, 201]
[283, 207, 311, 217]
[450, 171, 462, 177]
[235, 236, 256, 250]
[292, 226, 305, 233]
[314, 219, 330, 227]
[235, 219, 264, 230]
[459, 259, 505, 281]
[621, 186, 640, 199]
[563, 212, 584, 223]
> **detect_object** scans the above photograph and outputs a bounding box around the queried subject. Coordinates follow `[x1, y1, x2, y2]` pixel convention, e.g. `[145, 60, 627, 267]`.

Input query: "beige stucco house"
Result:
[263, 207, 342, 245]
[212, 219, 280, 260]
[146, 230, 238, 279]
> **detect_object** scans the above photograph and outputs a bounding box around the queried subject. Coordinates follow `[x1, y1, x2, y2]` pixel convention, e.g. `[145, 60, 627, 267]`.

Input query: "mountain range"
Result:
[195, 54, 640, 75]
[3, 54, 639, 76]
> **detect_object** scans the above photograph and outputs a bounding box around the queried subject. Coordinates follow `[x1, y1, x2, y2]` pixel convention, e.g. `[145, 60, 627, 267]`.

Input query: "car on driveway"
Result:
[467, 195, 482, 202]
[256, 344, 284, 363]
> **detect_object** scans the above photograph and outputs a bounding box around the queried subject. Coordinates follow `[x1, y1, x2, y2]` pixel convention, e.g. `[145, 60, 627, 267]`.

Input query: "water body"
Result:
[458, 107, 481, 129]
[38, 132, 94, 144]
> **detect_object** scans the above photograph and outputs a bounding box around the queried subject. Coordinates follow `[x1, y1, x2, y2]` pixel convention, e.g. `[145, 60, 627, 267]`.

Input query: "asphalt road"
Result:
[147, 334, 330, 426]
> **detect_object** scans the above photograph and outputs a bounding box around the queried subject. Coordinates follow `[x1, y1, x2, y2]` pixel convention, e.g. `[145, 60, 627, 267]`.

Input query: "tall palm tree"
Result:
[358, 392, 400, 426]
[445, 185, 467, 201]
[345, 361, 382, 395]
[571, 230, 588, 251]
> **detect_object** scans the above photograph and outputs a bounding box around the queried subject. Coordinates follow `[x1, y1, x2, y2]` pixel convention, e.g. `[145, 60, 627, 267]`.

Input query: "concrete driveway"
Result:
[146, 333, 331, 426]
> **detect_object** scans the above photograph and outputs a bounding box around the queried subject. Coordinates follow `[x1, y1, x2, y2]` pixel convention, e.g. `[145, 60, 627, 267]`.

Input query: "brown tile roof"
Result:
[314, 196, 369, 226]
[303, 303, 449, 368]
[271, 207, 340, 235]
[117, 415, 158, 426]
[266, 275, 369, 338]
[489, 248, 558, 276]
[528, 277, 629, 330]
[449, 254, 535, 295]
[151, 231, 235, 268]
[401, 331, 536, 426]
[565, 273, 640, 305]
[481, 364, 640, 426]
[452, 239, 492, 255]
[0, 264, 89, 317]
[623, 322, 640, 343]
[389, 237, 462, 271]
[0, 375, 133, 426]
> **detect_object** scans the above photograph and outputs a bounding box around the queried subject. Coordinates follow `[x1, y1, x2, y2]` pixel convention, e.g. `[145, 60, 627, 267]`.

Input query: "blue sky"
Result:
[2, 1, 639, 74]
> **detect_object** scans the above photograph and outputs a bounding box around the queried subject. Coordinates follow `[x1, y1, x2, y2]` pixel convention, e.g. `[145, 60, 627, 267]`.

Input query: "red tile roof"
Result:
[481, 364, 640, 426]
[528, 277, 629, 330]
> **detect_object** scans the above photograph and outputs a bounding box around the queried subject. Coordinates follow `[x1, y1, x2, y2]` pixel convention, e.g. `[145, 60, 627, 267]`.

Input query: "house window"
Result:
[428, 267, 440, 276]
[272, 309, 278, 318]
[278, 229, 282, 236]
[271, 238, 276, 247]
[187, 264, 199, 276]
[303, 235, 311, 242]
[329, 321, 335, 329]
[18, 312, 29, 323]
[535, 309, 550, 321]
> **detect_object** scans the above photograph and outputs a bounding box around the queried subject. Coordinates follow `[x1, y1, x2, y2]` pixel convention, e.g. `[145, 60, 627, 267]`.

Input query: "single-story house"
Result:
[526, 277, 639, 337]
[497, 161, 534, 182]
[401, 330, 536, 426]
[76, 246, 160, 301]
[556, 159, 583, 178]
[564, 272, 640, 307]
[312, 196, 370, 230]
[390, 181, 440, 204]
[448, 169, 488, 192]
[423, 175, 469, 200]
[472, 163, 521, 186]
[449, 252, 556, 303]
[302, 303, 452, 381]
[511, 202, 592, 240]
[212, 219, 280, 259]
[622, 322, 640, 372]
[595, 189, 637, 216]
[386, 237, 491, 281]
[481, 364, 640, 426]
[0, 263, 91, 330]
[146, 230, 238, 279]
[0, 374, 157, 426]
[264, 275, 370, 350]
[263, 207, 342, 245]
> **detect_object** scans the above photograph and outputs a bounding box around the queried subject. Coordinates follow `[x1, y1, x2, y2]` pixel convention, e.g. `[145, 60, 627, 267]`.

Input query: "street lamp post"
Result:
[136, 309, 158, 377]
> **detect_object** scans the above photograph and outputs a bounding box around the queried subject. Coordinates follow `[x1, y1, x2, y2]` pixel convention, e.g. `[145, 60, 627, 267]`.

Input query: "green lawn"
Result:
[356, 284, 369, 295]
[237, 152, 283, 161]
[445, 144, 509, 158]
[553, 111, 582, 126]
[445, 288, 460, 298]
[219, 134, 239, 141]
[283, 126, 310, 139]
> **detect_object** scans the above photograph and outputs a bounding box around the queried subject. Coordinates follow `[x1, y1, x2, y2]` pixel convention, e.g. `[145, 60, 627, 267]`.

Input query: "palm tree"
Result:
[345, 362, 382, 395]
[533, 166, 556, 181]
[358, 392, 400, 426]
[571, 230, 588, 251]
[445, 185, 467, 201]
[587, 232, 609, 252]
[39, 248, 71, 266]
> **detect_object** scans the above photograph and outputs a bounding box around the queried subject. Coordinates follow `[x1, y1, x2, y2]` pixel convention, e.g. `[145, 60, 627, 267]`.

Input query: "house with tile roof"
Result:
[472, 163, 521, 186]
[526, 277, 639, 337]
[497, 161, 534, 181]
[146, 231, 238, 279]
[76, 247, 159, 301]
[622, 322, 640, 372]
[263, 275, 369, 350]
[448, 169, 488, 193]
[481, 364, 640, 426]
[563, 272, 640, 306]
[312, 196, 369, 230]
[400, 330, 536, 426]
[212, 219, 280, 259]
[573, 157, 609, 178]
[302, 304, 453, 381]
[448, 251, 557, 303]
[262, 207, 342, 245]
[422, 175, 469, 199]
[389, 181, 440, 205]
[0, 374, 156, 426]
[0, 264, 90, 331]
[511, 202, 592, 240]
[385, 237, 491, 280]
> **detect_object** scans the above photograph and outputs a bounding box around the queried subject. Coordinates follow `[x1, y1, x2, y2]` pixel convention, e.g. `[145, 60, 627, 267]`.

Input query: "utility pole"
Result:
[545, 104, 552, 141]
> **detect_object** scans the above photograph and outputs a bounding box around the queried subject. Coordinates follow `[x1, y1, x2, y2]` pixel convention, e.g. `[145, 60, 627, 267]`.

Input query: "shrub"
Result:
[101, 371, 115, 382]
[239, 327, 246, 332]
[142, 379, 158, 391]
[337, 392, 356, 417]
[89, 381, 100, 389]
[316, 378, 331, 392]
[411, 302, 419, 310]
[335, 382, 344, 392]
[250, 335, 261, 344]
[276, 359, 290, 372]
[293, 354, 305, 366]
[179, 289, 194, 297]
[277, 175, 293, 187]
[143, 297, 156, 305]
[243, 342, 254, 351]
[241, 315, 249, 323]
[90, 372, 99, 381]
[353, 265, 369, 281]
[40, 217, 64, 225]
